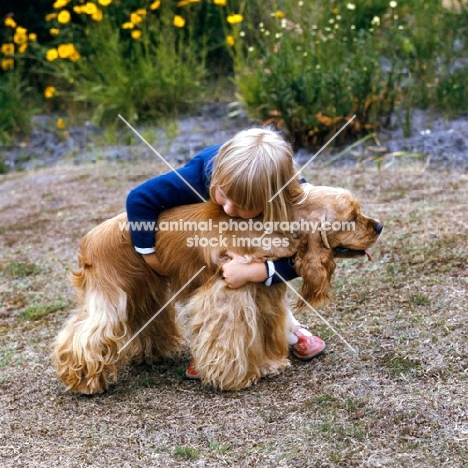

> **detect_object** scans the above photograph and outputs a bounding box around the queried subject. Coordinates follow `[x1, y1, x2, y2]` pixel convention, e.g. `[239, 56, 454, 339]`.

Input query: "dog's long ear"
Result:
[294, 232, 335, 308]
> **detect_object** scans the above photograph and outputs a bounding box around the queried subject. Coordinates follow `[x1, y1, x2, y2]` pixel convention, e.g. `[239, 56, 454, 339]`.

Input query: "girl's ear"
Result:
[294, 233, 335, 308]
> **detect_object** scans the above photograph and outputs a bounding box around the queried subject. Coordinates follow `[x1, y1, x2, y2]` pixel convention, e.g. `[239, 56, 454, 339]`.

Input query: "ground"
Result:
[0, 109, 467, 467]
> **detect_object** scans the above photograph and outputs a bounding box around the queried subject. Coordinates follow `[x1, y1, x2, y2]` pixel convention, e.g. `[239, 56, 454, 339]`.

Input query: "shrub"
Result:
[0, 71, 34, 144]
[225, 0, 468, 146]
[227, 1, 400, 146]
[0, 0, 466, 148]
[34, 0, 207, 125]
[436, 67, 468, 115]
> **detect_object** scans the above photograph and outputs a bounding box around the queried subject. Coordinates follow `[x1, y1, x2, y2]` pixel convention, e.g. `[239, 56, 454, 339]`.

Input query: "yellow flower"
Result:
[227, 14, 243, 24]
[57, 118, 66, 129]
[4, 17, 17, 28]
[131, 30, 142, 39]
[45, 13, 57, 21]
[92, 9, 103, 21]
[226, 35, 235, 47]
[332, 7, 339, 14]
[57, 10, 71, 24]
[44, 86, 56, 98]
[69, 49, 81, 61]
[130, 13, 143, 25]
[18, 43, 28, 54]
[98, 0, 112, 6]
[58, 44, 80, 60]
[150, 0, 161, 10]
[50, 28, 60, 35]
[46, 48, 59, 61]
[82, 2, 98, 15]
[213, 0, 226, 5]
[29, 33, 37, 41]
[173, 15, 186, 28]
[136, 9, 147, 15]
[122, 22, 134, 29]
[1, 43, 15, 56]
[74, 6, 83, 14]
[177, 0, 190, 6]
[13, 30, 28, 45]
[274, 11, 285, 19]
[58, 43, 73, 58]
[53, 0, 70, 8]
[1, 58, 14, 70]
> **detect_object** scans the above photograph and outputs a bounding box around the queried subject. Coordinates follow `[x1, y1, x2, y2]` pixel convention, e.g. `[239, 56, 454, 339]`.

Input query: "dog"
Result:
[51, 184, 383, 393]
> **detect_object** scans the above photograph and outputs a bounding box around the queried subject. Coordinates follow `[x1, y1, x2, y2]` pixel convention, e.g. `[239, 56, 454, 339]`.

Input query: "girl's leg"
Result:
[287, 309, 326, 360]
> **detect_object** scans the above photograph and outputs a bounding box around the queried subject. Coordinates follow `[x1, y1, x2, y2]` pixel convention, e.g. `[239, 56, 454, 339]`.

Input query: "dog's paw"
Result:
[63, 375, 109, 395]
[242, 373, 260, 389]
[260, 359, 291, 378]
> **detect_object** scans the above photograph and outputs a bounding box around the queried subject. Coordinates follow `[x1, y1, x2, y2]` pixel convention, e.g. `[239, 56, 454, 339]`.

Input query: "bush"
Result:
[228, 1, 400, 146]
[229, 0, 468, 146]
[436, 67, 468, 115]
[0, 0, 52, 43]
[32, 0, 208, 125]
[0, 0, 466, 148]
[0, 71, 33, 144]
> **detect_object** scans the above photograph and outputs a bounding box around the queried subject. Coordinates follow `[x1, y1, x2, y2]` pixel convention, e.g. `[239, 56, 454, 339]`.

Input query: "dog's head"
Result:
[291, 185, 383, 307]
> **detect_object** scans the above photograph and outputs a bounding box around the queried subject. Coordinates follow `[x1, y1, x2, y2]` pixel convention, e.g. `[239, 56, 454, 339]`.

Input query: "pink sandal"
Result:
[185, 360, 201, 380]
[291, 325, 326, 360]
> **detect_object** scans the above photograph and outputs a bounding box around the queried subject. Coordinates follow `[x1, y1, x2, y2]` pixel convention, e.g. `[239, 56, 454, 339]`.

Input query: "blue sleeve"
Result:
[271, 257, 298, 284]
[126, 145, 220, 252]
[268, 177, 305, 283]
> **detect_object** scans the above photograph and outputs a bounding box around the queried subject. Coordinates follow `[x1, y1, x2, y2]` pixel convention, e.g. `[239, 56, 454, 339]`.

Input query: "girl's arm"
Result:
[142, 253, 166, 275]
[269, 257, 299, 284]
[221, 253, 268, 288]
[126, 145, 220, 254]
[222, 252, 298, 288]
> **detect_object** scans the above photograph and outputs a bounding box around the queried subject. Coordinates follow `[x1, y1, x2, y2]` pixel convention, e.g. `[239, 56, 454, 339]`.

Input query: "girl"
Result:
[126, 127, 326, 378]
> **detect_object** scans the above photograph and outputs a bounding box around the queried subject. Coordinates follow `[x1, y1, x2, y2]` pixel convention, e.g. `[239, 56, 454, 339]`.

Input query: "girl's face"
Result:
[214, 187, 262, 219]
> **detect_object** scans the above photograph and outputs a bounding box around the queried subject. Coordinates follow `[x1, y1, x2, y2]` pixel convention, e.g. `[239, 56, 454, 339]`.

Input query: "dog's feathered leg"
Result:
[186, 280, 290, 390]
[51, 277, 130, 394]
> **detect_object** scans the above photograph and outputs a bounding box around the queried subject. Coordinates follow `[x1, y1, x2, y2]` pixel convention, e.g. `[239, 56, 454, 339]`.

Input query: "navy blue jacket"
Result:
[126, 145, 299, 284]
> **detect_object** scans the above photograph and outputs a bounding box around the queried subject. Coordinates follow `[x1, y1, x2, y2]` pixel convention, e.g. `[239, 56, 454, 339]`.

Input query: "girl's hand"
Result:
[142, 253, 167, 275]
[221, 250, 268, 288]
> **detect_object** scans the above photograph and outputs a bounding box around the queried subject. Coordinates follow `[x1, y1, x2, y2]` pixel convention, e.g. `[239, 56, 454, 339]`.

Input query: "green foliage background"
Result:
[0, 0, 467, 148]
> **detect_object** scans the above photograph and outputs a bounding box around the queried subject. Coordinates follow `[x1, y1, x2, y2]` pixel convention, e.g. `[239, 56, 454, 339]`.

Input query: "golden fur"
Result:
[51, 185, 382, 393]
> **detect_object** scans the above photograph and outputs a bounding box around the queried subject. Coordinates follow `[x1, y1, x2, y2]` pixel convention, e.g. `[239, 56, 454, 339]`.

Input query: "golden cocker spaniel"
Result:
[51, 184, 383, 393]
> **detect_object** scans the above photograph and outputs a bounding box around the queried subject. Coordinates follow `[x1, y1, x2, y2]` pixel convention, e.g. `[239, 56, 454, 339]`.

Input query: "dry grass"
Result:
[0, 158, 467, 467]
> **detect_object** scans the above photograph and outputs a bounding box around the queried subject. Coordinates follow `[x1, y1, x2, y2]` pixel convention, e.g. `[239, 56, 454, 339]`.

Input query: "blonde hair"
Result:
[209, 127, 304, 224]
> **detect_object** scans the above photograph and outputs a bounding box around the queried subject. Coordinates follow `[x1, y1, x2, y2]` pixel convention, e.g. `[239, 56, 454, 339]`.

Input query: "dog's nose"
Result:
[374, 222, 384, 234]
